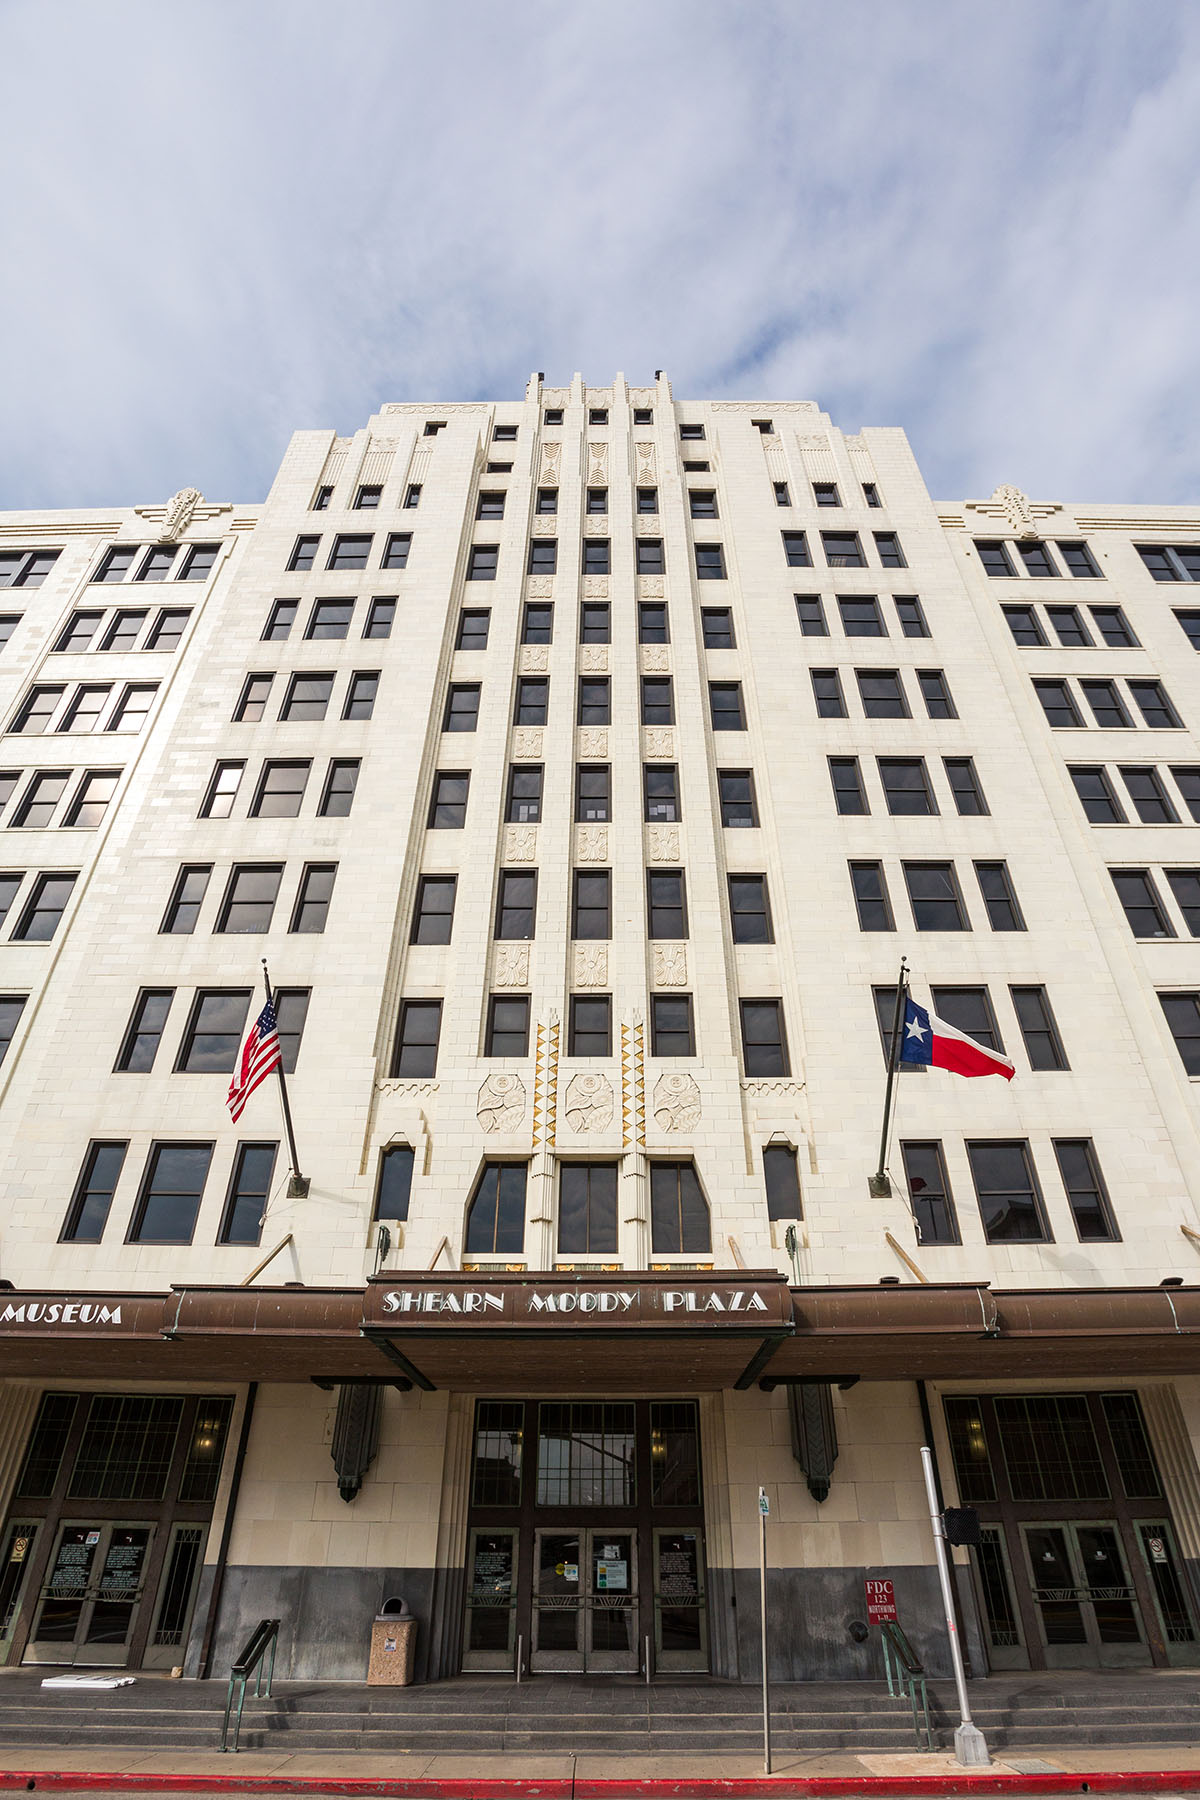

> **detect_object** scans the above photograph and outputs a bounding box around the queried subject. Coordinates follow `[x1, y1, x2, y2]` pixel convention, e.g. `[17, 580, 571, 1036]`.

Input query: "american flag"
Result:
[227, 998, 281, 1122]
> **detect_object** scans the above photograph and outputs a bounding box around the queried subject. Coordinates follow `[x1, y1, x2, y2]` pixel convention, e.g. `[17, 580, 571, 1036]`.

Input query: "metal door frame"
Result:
[25, 1519, 156, 1666]
[1019, 1520, 1150, 1669]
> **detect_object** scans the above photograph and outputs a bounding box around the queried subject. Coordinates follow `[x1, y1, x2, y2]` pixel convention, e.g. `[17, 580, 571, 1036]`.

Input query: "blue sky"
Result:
[2, 0, 1198, 509]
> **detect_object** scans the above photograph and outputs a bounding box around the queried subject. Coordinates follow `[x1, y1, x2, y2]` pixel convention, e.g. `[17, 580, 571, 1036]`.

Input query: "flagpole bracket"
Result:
[287, 1174, 311, 1199]
[868, 1174, 892, 1199]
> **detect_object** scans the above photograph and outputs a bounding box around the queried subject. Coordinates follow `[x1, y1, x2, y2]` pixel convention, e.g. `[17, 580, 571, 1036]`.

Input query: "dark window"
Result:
[1120, 766, 1178, 823]
[774, 482, 791, 506]
[572, 870, 611, 939]
[515, 678, 548, 725]
[6, 548, 59, 587]
[586, 488, 608, 514]
[873, 985, 921, 1072]
[528, 539, 557, 575]
[486, 462, 511, 474]
[343, 671, 379, 719]
[583, 539, 610, 576]
[829, 756, 868, 814]
[0, 616, 20, 652]
[215, 865, 282, 934]
[709, 682, 745, 729]
[1018, 542, 1059, 578]
[0, 773, 16, 818]
[374, 1145, 414, 1222]
[522, 602, 554, 645]
[558, 1163, 618, 1254]
[544, 407, 565, 425]
[55, 611, 104, 652]
[650, 1162, 710, 1253]
[456, 608, 490, 650]
[904, 861, 968, 930]
[64, 770, 119, 829]
[702, 607, 734, 648]
[486, 994, 530, 1057]
[291, 863, 336, 933]
[1111, 868, 1174, 938]
[412, 874, 457, 944]
[900, 1141, 959, 1244]
[763, 1146, 801, 1220]
[12, 771, 68, 828]
[857, 669, 909, 718]
[161, 864, 211, 934]
[274, 989, 309, 1073]
[177, 990, 252, 1072]
[633, 408, 653, 425]
[424, 420, 446, 436]
[689, 490, 718, 518]
[568, 995, 611, 1057]
[200, 761, 243, 818]
[1160, 993, 1200, 1074]
[795, 595, 828, 635]
[443, 684, 480, 731]
[1172, 767, 1200, 822]
[1054, 1140, 1118, 1242]
[695, 544, 725, 580]
[92, 546, 137, 584]
[495, 870, 537, 939]
[729, 875, 772, 943]
[219, 1143, 278, 1245]
[1003, 604, 1046, 646]
[280, 673, 332, 721]
[650, 995, 694, 1057]
[327, 535, 371, 571]
[822, 532, 865, 568]
[382, 533, 411, 570]
[477, 491, 505, 519]
[782, 531, 811, 567]
[944, 757, 989, 815]
[12, 872, 76, 941]
[1141, 545, 1195, 581]
[536, 488, 558, 514]
[13, 685, 64, 733]
[115, 989, 173, 1073]
[1089, 605, 1136, 647]
[839, 596, 885, 637]
[740, 999, 789, 1076]
[644, 764, 679, 822]
[813, 482, 840, 507]
[60, 683, 111, 733]
[918, 668, 956, 719]
[1175, 611, 1200, 651]
[407, 482, 424, 508]
[320, 758, 360, 818]
[966, 1140, 1050, 1242]
[61, 1142, 126, 1243]
[107, 682, 158, 733]
[306, 598, 353, 639]
[1081, 678, 1132, 729]
[467, 545, 498, 581]
[1166, 870, 1200, 936]
[465, 1163, 526, 1255]
[588, 410, 607, 427]
[636, 487, 658, 514]
[235, 672, 273, 720]
[641, 676, 674, 725]
[638, 602, 669, 642]
[580, 602, 610, 643]
[1129, 679, 1182, 729]
[891, 596, 928, 638]
[879, 757, 936, 815]
[811, 669, 846, 717]
[930, 985, 1004, 1052]
[1046, 605, 1092, 647]
[874, 532, 906, 568]
[647, 870, 688, 938]
[975, 540, 1016, 578]
[575, 764, 610, 822]
[251, 760, 309, 818]
[1058, 541, 1101, 578]
[1010, 986, 1069, 1070]
[506, 764, 542, 824]
[679, 423, 705, 440]
[128, 1143, 214, 1244]
[263, 599, 297, 641]
[355, 485, 382, 510]
[1033, 678, 1082, 727]
[863, 483, 882, 508]
[1070, 765, 1125, 824]
[851, 861, 893, 930]
[312, 485, 332, 510]
[178, 544, 217, 582]
[719, 769, 757, 827]
[392, 1000, 442, 1077]
[975, 860, 1025, 930]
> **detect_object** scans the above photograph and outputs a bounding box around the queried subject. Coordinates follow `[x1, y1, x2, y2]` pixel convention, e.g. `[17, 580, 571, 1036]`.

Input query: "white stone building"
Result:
[0, 373, 1198, 1683]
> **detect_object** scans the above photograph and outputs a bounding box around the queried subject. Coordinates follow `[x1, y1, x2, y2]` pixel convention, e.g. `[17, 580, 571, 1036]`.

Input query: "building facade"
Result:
[0, 373, 1199, 1684]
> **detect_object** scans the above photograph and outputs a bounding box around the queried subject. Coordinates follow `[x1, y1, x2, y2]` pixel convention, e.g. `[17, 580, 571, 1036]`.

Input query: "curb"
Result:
[2, 1773, 1200, 1797]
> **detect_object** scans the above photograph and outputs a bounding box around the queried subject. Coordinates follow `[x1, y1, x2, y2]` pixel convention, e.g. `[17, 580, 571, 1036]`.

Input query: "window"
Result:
[486, 995, 530, 1057]
[1128, 679, 1182, 729]
[878, 757, 937, 815]
[1046, 605, 1092, 647]
[355, 486, 382, 510]
[740, 999, 789, 1076]
[281, 673, 332, 722]
[1080, 679, 1132, 729]
[320, 758, 360, 817]
[178, 544, 217, 582]
[689, 490, 717, 518]
[558, 1163, 618, 1254]
[161, 865, 211, 934]
[1010, 985, 1069, 1070]
[576, 764, 610, 822]
[12, 772, 68, 828]
[465, 1163, 526, 1256]
[701, 607, 734, 649]
[465, 545, 498, 582]
[13, 685, 64, 733]
[580, 602, 610, 643]
[641, 677, 674, 725]
[1053, 1140, 1117, 1242]
[709, 682, 745, 729]
[638, 602, 669, 642]
[536, 488, 558, 515]
[343, 671, 379, 719]
[813, 482, 840, 507]
[522, 602, 554, 644]
[263, 599, 297, 641]
[637, 487, 658, 513]
[729, 874, 772, 943]
[930, 986, 1004, 1052]
[572, 869, 610, 939]
[1175, 611, 1200, 651]
[975, 540, 1016, 578]
[1069, 765, 1125, 823]
[251, 760, 309, 818]
[177, 990, 252, 1072]
[975, 860, 1025, 930]
[873, 985, 920, 1072]
[861, 482, 881, 508]
[1120, 766, 1178, 823]
[116, 989, 174, 1073]
[514, 678, 548, 725]
[968, 1140, 1049, 1242]
[644, 764, 679, 822]
[1003, 604, 1046, 646]
[583, 540, 610, 576]
[218, 1143, 278, 1246]
[795, 595, 827, 635]
[495, 870, 537, 939]
[234, 674, 273, 722]
[1018, 542, 1059, 578]
[1111, 869, 1174, 938]
[1033, 678, 1082, 727]
[904, 861, 968, 930]
[92, 546, 137, 584]
[129, 1143, 214, 1244]
[55, 611, 104, 653]
[1138, 545, 1200, 581]
[327, 536, 372, 571]
[1056, 541, 1101, 578]
[137, 545, 178, 584]
[633, 407, 653, 424]
[306, 599, 353, 639]
[146, 608, 190, 651]
[1166, 870, 1200, 936]
[364, 597, 395, 638]
[0, 548, 59, 587]
[382, 533, 411, 570]
[829, 756, 867, 814]
[0, 616, 19, 653]
[586, 488, 608, 515]
[278, 990, 312, 1071]
[60, 1142, 126, 1243]
[506, 765, 542, 824]
[568, 995, 611, 1057]
[839, 596, 884, 637]
[944, 757, 988, 816]
[684, 458, 710, 470]
[424, 420, 446, 436]
[392, 1000, 442, 1077]
[636, 539, 665, 576]
[528, 539, 557, 576]
[650, 1162, 709, 1253]
[1172, 768, 1200, 822]
[647, 870, 688, 938]
[201, 762, 244, 821]
[587, 409, 607, 427]
[492, 423, 518, 442]
[544, 407, 564, 425]
[1160, 993, 1200, 1074]
[857, 670, 909, 718]
[851, 862, 893, 931]
[719, 769, 757, 827]
[288, 536, 320, 572]
[291, 863, 337, 933]
[679, 423, 705, 440]
[900, 1142, 959, 1244]
[12, 872, 76, 941]
[693, 544, 725, 580]
[0, 773, 16, 818]
[312, 485, 333, 511]
[782, 531, 811, 567]
[215, 865, 282, 934]
[774, 482, 791, 507]
[822, 532, 865, 568]
[0, 877, 21, 933]
[61, 683, 114, 734]
[443, 684, 480, 731]
[762, 1146, 801, 1220]
[64, 769, 119, 828]
[874, 532, 906, 569]
[373, 1145, 414, 1222]
[918, 669, 956, 719]
[412, 874, 457, 944]
[650, 995, 694, 1057]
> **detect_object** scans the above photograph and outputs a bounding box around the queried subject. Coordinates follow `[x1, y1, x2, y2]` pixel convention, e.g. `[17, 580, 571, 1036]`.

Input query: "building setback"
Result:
[0, 373, 1198, 1683]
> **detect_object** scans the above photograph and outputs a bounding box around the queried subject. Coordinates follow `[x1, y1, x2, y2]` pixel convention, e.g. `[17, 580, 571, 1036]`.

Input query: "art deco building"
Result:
[0, 373, 1198, 1683]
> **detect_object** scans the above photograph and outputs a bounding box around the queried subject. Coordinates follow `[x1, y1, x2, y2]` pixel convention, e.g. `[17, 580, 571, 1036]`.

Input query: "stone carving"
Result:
[640, 645, 670, 673]
[520, 645, 549, 673]
[645, 823, 680, 861]
[637, 576, 664, 599]
[539, 441, 562, 485]
[531, 516, 557, 537]
[159, 487, 203, 541]
[587, 442, 608, 485]
[504, 823, 537, 862]
[511, 728, 543, 758]
[643, 727, 674, 758]
[526, 577, 554, 599]
[577, 727, 608, 758]
[564, 1073, 615, 1134]
[652, 942, 688, 987]
[635, 442, 656, 485]
[493, 944, 530, 987]
[991, 484, 1038, 537]
[579, 645, 608, 674]
[653, 1072, 701, 1133]
[584, 515, 609, 538]
[583, 576, 609, 599]
[573, 941, 608, 986]
[575, 824, 608, 861]
[477, 1072, 526, 1133]
[796, 433, 831, 449]
[635, 515, 660, 536]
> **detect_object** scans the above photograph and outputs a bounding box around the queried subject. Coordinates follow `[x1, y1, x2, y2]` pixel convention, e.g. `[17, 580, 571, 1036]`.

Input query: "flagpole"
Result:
[261, 959, 307, 1193]
[869, 958, 909, 1198]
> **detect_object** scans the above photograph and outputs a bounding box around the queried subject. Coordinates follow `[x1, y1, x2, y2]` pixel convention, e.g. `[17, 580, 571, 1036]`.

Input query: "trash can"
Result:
[368, 1595, 418, 1686]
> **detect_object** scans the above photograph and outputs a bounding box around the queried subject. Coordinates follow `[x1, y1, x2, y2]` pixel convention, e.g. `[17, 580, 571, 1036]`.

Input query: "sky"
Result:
[2, 0, 1199, 511]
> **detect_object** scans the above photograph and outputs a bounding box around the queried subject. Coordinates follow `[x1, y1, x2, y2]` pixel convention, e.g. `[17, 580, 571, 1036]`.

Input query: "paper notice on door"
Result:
[564, 1563, 579, 1582]
[603, 1544, 620, 1558]
[597, 1560, 628, 1590]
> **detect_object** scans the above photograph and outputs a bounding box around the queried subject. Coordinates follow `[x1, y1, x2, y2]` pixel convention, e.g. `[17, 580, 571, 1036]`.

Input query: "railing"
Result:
[880, 1620, 934, 1752]
[219, 1617, 280, 1753]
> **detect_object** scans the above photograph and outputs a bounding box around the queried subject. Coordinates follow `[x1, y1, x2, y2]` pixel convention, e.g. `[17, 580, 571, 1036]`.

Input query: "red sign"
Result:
[864, 1578, 897, 1622]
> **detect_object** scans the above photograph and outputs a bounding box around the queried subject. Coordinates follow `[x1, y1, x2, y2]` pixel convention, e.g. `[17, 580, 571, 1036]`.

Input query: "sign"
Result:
[365, 1272, 793, 1331]
[0, 1292, 164, 1337]
[864, 1578, 897, 1622]
[596, 1560, 627, 1591]
[758, 1488, 770, 1517]
[1148, 1536, 1168, 1564]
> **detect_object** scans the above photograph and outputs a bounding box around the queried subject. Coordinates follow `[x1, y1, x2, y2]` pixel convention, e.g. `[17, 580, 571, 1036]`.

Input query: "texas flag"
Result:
[899, 995, 1015, 1081]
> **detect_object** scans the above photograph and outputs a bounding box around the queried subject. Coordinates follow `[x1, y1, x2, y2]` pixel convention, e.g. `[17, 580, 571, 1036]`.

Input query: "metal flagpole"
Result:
[261, 960, 307, 1195]
[920, 1446, 990, 1765]
[869, 958, 909, 1197]
[758, 1486, 771, 1774]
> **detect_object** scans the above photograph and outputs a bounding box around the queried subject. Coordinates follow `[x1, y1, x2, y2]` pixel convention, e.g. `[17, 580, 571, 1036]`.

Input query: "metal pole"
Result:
[920, 1446, 989, 1766]
[870, 960, 909, 1194]
[261, 960, 304, 1181]
[758, 1487, 771, 1774]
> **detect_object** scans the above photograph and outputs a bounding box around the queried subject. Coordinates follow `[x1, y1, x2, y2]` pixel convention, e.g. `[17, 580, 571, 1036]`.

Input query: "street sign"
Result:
[758, 1488, 770, 1516]
[864, 1577, 897, 1622]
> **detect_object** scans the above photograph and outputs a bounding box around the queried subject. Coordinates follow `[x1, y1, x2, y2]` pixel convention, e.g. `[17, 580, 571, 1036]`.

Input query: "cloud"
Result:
[1, 0, 1197, 507]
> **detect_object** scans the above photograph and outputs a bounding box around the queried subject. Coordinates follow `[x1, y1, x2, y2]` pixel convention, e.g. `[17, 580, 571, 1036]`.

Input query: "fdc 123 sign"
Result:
[864, 1578, 897, 1622]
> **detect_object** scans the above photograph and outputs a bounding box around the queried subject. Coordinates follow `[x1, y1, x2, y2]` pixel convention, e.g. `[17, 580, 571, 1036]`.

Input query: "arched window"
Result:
[649, 1162, 710, 1254]
[465, 1162, 527, 1255]
[558, 1163, 618, 1255]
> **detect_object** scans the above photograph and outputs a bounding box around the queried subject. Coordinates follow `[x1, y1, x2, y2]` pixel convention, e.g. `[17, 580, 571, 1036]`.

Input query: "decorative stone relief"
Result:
[643, 727, 674, 758]
[376, 1079, 439, 1097]
[640, 645, 670, 673]
[573, 942, 608, 987]
[575, 824, 609, 861]
[159, 487, 203, 541]
[645, 823, 680, 862]
[520, 645, 549, 673]
[584, 515, 609, 538]
[577, 727, 608, 758]
[564, 1073, 615, 1134]
[583, 576, 609, 599]
[635, 442, 656, 485]
[652, 943, 688, 987]
[493, 944, 530, 987]
[539, 441, 562, 485]
[991, 484, 1038, 537]
[511, 728, 543, 758]
[796, 433, 831, 449]
[587, 442, 608, 485]
[653, 1072, 702, 1133]
[579, 646, 608, 674]
[531, 516, 557, 538]
[637, 576, 664, 599]
[477, 1072, 526, 1133]
[526, 578, 554, 599]
[635, 515, 660, 536]
[504, 824, 538, 862]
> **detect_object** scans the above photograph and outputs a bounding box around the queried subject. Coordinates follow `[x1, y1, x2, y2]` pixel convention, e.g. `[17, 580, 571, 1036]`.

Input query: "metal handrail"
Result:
[879, 1620, 934, 1752]
[219, 1617, 280, 1753]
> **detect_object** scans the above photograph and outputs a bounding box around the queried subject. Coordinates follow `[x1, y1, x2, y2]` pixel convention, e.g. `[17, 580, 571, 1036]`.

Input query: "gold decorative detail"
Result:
[652, 943, 687, 987]
[653, 1072, 702, 1133]
[545, 1017, 560, 1147]
[564, 1073, 615, 1134]
[477, 1073, 526, 1133]
[532, 1023, 546, 1147]
[645, 823, 680, 862]
[493, 944, 530, 987]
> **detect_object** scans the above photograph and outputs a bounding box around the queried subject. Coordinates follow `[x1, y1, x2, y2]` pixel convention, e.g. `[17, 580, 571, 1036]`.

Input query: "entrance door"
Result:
[531, 1529, 638, 1673]
[25, 1523, 154, 1666]
[1021, 1523, 1150, 1668]
[653, 1528, 708, 1671]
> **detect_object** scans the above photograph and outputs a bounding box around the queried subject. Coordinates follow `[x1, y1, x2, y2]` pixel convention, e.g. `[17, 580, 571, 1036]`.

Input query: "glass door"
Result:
[531, 1530, 583, 1672]
[587, 1531, 637, 1673]
[25, 1523, 154, 1666]
[1021, 1522, 1150, 1668]
[462, 1528, 518, 1672]
[1135, 1520, 1200, 1666]
[653, 1528, 708, 1671]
